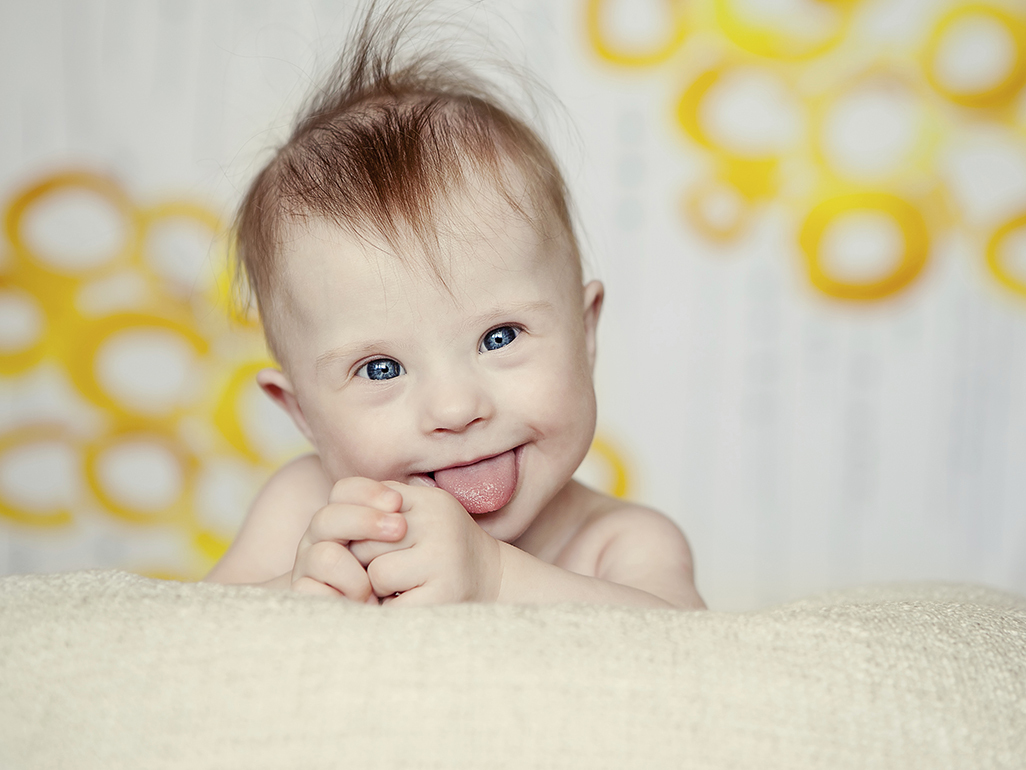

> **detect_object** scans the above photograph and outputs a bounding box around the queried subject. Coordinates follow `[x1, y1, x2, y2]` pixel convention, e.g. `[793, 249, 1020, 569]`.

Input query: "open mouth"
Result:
[421, 448, 520, 514]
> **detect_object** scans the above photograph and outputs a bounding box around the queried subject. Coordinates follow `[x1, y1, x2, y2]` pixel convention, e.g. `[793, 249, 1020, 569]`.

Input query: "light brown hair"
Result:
[234, 2, 580, 362]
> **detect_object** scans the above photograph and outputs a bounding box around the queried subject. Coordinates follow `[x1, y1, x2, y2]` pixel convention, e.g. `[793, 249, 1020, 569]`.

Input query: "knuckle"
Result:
[366, 558, 390, 589]
[331, 475, 385, 503]
[307, 540, 344, 573]
[308, 507, 330, 533]
[329, 476, 361, 502]
[344, 576, 372, 603]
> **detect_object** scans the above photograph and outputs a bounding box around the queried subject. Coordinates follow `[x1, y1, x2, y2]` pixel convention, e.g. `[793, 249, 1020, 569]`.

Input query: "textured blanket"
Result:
[1, 570, 1024, 769]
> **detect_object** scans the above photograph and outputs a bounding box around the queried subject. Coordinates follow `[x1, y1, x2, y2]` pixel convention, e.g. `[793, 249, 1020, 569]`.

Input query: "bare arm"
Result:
[205, 454, 331, 586]
[497, 508, 705, 610]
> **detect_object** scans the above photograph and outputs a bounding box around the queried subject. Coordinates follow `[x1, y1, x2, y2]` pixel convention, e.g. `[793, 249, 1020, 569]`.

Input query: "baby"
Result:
[206, 5, 705, 610]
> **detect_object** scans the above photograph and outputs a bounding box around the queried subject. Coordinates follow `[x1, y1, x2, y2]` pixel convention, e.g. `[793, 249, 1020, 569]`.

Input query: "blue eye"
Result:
[357, 358, 405, 380]
[481, 326, 519, 352]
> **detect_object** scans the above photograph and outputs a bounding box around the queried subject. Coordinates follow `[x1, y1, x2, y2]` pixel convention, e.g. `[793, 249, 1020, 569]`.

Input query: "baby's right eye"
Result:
[357, 358, 405, 381]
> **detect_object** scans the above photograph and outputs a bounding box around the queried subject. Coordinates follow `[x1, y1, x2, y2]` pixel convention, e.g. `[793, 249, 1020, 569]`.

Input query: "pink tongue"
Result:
[433, 451, 517, 514]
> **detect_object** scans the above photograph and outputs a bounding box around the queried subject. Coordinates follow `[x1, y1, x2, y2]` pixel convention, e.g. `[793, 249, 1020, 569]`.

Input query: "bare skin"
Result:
[206, 176, 705, 610]
[207, 454, 705, 609]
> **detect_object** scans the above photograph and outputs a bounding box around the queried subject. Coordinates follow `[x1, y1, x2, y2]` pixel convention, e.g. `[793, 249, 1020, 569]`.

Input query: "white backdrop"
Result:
[1, 0, 1025, 610]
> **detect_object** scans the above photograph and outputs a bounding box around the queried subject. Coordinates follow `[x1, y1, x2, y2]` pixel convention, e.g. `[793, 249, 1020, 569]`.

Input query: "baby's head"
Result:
[235, 7, 603, 541]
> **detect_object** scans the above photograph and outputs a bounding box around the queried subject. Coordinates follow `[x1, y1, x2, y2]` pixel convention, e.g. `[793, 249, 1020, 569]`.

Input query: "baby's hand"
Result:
[290, 477, 407, 602]
[348, 482, 503, 606]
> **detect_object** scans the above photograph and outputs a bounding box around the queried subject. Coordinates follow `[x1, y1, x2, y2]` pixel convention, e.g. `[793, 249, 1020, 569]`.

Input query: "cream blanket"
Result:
[1, 570, 1024, 769]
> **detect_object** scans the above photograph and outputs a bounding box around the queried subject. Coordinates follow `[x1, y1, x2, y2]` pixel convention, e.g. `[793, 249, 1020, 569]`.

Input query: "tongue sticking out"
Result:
[432, 450, 517, 514]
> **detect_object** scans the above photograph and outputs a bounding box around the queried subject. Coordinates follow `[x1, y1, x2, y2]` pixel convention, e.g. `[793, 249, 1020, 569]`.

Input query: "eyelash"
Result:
[479, 324, 520, 353]
[356, 358, 405, 381]
[354, 325, 522, 381]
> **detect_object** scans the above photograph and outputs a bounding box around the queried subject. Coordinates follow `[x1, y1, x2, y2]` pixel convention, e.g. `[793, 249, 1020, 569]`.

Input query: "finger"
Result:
[381, 585, 435, 607]
[295, 540, 374, 602]
[291, 575, 344, 598]
[329, 476, 403, 511]
[366, 550, 421, 598]
[349, 536, 409, 567]
[306, 504, 406, 545]
[382, 481, 454, 514]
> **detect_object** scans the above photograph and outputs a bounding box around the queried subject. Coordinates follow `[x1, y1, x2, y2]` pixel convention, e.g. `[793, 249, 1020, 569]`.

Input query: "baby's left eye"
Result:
[480, 325, 519, 352]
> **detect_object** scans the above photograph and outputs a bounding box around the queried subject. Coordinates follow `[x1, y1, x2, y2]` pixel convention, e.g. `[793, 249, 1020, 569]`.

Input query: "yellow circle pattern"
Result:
[799, 193, 930, 301]
[0, 170, 275, 577]
[923, 4, 1026, 110]
[587, 0, 1026, 303]
[0, 169, 637, 577]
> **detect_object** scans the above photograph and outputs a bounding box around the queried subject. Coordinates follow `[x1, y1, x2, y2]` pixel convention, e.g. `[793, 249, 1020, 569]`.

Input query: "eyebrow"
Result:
[469, 299, 555, 329]
[315, 340, 392, 374]
[313, 299, 556, 374]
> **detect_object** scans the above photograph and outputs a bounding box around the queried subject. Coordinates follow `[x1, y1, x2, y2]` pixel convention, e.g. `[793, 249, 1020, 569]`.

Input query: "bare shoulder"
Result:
[205, 453, 331, 584]
[570, 495, 696, 571]
[558, 487, 704, 609]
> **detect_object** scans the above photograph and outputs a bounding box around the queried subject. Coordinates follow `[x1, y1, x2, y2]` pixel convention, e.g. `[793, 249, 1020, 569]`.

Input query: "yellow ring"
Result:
[137, 200, 223, 286]
[923, 4, 1026, 109]
[213, 360, 275, 464]
[683, 178, 753, 242]
[675, 64, 790, 199]
[588, 435, 631, 499]
[586, 0, 689, 68]
[4, 170, 139, 277]
[0, 279, 52, 376]
[66, 312, 210, 419]
[0, 424, 77, 528]
[808, 67, 941, 186]
[714, 0, 858, 61]
[83, 424, 197, 525]
[986, 212, 1026, 297]
[799, 192, 930, 301]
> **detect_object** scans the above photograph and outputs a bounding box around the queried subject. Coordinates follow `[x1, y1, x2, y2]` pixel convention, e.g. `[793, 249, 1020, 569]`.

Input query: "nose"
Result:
[418, 365, 494, 434]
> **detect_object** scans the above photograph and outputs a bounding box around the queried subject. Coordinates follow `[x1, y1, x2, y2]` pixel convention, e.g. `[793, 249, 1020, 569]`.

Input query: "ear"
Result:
[582, 280, 604, 372]
[256, 367, 315, 444]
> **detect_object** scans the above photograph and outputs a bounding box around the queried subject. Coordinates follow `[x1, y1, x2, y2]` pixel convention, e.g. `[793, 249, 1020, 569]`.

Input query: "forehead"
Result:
[279, 179, 577, 315]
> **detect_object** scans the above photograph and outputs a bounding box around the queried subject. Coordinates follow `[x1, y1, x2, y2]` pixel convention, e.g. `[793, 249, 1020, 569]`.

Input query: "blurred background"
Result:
[1, 0, 1024, 611]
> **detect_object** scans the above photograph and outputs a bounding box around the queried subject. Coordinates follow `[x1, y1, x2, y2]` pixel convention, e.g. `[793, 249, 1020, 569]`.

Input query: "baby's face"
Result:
[265, 189, 602, 542]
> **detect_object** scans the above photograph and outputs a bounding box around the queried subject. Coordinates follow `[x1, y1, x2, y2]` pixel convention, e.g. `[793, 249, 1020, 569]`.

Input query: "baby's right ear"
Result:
[256, 368, 315, 444]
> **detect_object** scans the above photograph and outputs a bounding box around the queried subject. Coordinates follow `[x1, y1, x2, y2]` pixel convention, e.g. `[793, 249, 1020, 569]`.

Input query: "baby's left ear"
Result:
[582, 280, 604, 371]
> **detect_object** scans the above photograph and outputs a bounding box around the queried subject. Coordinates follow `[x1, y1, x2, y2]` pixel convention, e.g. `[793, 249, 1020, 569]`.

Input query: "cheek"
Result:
[303, 397, 403, 481]
[517, 354, 596, 444]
